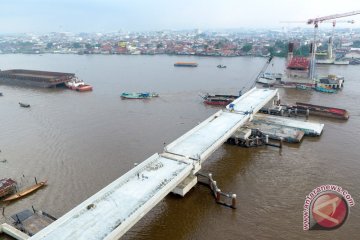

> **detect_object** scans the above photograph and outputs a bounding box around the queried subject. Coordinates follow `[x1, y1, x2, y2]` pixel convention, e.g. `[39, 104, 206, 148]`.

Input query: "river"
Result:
[1, 54, 360, 239]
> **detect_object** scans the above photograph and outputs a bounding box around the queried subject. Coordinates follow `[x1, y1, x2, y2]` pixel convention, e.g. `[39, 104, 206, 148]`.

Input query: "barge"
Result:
[200, 93, 238, 106]
[174, 62, 198, 67]
[295, 102, 349, 120]
[0, 69, 75, 88]
[11, 209, 56, 237]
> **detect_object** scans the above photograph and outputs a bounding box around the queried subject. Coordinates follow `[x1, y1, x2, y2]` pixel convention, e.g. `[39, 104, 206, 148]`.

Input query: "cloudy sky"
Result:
[1, 0, 360, 33]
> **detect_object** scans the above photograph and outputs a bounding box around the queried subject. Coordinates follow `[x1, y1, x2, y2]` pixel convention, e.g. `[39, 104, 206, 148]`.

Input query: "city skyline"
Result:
[0, 0, 360, 33]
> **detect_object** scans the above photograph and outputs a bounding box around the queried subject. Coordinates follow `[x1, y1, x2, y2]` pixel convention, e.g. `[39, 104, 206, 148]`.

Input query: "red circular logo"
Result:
[312, 192, 348, 229]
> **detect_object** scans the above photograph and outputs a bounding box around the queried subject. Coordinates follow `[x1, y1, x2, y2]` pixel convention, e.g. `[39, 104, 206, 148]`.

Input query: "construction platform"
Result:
[253, 113, 324, 136]
[11, 209, 56, 237]
[28, 88, 278, 240]
[0, 69, 75, 88]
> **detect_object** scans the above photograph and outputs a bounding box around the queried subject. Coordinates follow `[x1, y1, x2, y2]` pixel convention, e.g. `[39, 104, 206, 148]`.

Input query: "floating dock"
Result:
[233, 122, 304, 143]
[11, 209, 56, 237]
[0, 69, 75, 88]
[28, 88, 278, 240]
[253, 113, 324, 136]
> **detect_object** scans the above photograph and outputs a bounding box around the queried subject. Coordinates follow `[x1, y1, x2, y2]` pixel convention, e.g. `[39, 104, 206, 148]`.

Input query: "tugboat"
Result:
[65, 77, 93, 92]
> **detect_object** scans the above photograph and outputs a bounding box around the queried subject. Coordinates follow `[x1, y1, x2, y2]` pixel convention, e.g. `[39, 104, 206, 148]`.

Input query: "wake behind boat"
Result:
[1, 180, 47, 202]
[121, 92, 159, 99]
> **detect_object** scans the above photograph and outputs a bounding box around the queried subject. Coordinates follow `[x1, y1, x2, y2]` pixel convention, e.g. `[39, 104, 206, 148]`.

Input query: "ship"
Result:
[315, 74, 344, 89]
[65, 77, 93, 92]
[200, 93, 238, 106]
[121, 92, 159, 99]
[0, 69, 75, 88]
[287, 57, 310, 70]
[174, 62, 198, 67]
[257, 73, 277, 85]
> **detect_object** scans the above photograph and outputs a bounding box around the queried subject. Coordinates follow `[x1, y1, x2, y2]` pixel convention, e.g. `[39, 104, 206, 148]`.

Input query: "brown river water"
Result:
[0, 54, 360, 239]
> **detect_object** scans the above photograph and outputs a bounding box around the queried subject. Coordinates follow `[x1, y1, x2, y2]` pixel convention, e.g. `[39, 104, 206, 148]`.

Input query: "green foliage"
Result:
[294, 45, 310, 56]
[241, 43, 252, 52]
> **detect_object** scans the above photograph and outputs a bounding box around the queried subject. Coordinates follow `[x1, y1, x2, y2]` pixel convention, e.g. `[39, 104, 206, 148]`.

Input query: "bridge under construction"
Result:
[23, 88, 278, 240]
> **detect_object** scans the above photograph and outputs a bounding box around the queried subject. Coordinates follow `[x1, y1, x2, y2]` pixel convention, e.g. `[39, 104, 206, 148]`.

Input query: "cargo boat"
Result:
[0, 69, 75, 88]
[174, 62, 198, 67]
[200, 93, 238, 106]
[121, 92, 159, 99]
[295, 102, 349, 120]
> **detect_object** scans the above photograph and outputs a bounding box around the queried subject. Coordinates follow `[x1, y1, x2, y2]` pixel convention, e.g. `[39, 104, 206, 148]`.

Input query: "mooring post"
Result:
[216, 189, 221, 203]
[231, 194, 237, 209]
[265, 135, 269, 144]
[212, 181, 217, 194]
[279, 138, 283, 148]
[35, 177, 38, 185]
[2, 207, 5, 216]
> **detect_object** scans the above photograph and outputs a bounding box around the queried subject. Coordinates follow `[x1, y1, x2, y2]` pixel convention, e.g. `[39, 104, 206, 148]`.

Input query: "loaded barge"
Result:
[174, 62, 198, 67]
[0, 69, 75, 88]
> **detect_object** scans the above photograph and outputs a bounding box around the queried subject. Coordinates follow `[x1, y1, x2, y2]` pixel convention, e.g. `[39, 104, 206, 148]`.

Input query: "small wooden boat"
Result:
[0, 178, 17, 198]
[295, 84, 310, 90]
[1, 180, 47, 202]
[315, 86, 337, 93]
[121, 92, 159, 99]
[217, 64, 227, 68]
[19, 102, 30, 108]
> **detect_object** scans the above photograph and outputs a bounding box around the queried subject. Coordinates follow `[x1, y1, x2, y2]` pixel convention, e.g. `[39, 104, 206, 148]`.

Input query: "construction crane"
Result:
[307, 10, 360, 79]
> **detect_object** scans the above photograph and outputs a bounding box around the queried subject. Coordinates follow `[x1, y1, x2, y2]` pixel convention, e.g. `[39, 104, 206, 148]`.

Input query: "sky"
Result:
[1, 0, 360, 33]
